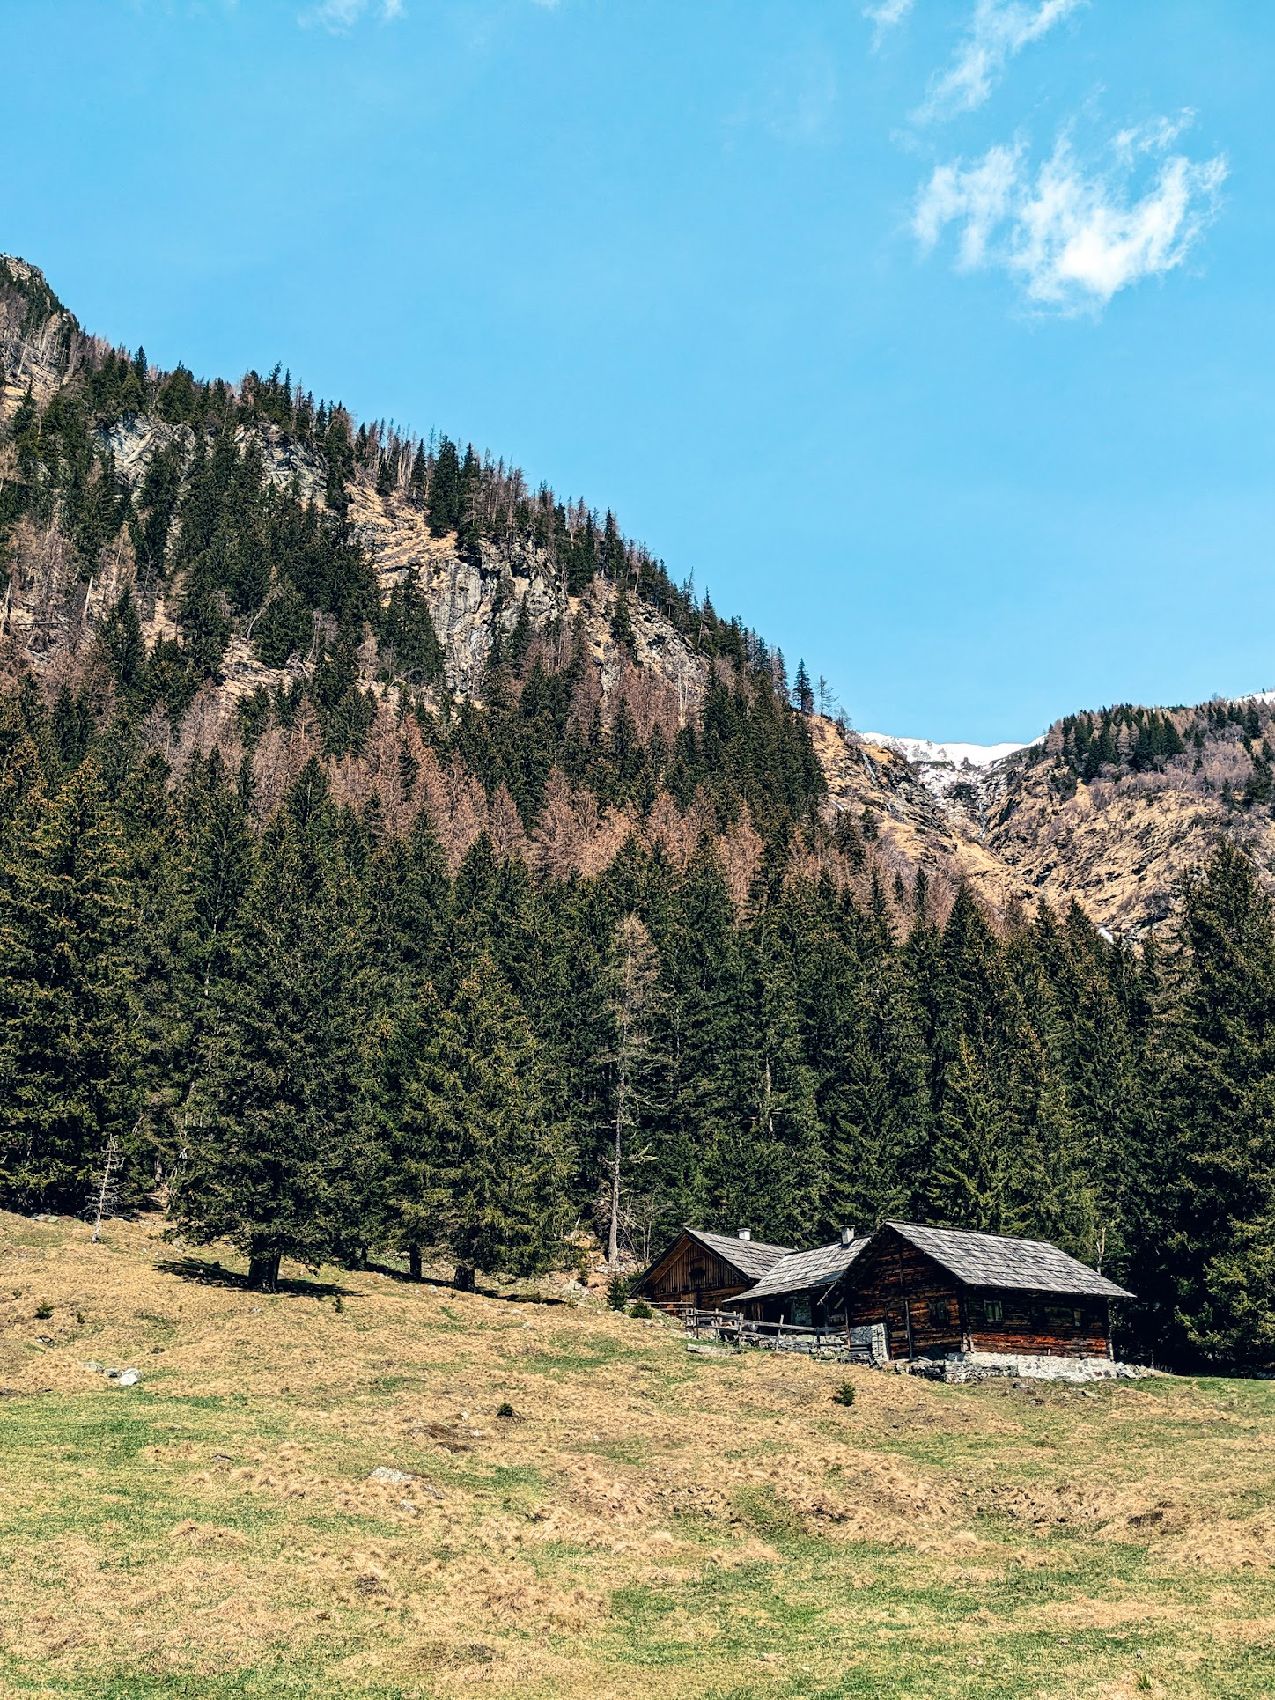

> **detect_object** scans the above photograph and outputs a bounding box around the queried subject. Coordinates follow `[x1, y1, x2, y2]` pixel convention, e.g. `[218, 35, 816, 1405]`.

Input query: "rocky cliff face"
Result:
[0, 258, 89, 412]
[819, 707, 1275, 935]
[0, 261, 706, 722]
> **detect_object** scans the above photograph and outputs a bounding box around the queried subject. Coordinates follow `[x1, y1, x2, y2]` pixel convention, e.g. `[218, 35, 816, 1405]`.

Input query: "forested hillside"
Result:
[4, 255, 1275, 1370]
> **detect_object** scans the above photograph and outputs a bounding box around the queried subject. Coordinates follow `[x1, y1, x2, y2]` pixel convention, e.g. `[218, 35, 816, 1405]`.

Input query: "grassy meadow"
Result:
[1, 1211, 1274, 1699]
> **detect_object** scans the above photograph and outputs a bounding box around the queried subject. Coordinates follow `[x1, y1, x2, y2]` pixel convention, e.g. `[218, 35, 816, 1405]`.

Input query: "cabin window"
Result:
[1073, 1308, 1084, 1327]
[982, 1298, 1003, 1324]
[689, 1263, 706, 1284]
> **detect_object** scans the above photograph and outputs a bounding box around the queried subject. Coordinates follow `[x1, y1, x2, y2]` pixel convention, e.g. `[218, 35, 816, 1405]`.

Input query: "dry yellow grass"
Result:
[2, 1211, 1274, 1699]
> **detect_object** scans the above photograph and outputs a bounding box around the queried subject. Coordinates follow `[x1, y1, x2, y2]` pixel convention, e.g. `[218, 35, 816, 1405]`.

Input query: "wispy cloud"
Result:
[864, 0, 915, 46]
[918, 0, 1085, 120]
[766, 52, 839, 145]
[913, 118, 1227, 312]
[1112, 110, 1195, 164]
[300, 0, 403, 31]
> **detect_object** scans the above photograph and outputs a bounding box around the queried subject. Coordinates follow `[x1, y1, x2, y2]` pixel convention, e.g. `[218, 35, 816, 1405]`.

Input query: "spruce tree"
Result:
[707, 913, 823, 1244]
[457, 444, 482, 559]
[926, 1034, 1017, 1233]
[175, 768, 374, 1289]
[427, 437, 462, 536]
[0, 764, 140, 1212]
[822, 952, 929, 1235]
[395, 955, 569, 1290]
[1172, 844, 1275, 1365]
[600, 914, 667, 1265]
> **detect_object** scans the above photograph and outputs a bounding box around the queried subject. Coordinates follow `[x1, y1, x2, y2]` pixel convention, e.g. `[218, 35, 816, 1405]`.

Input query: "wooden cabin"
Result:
[720, 1230, 864, 1327]
[824, 1221, 1132, 1362]
[631, 1227, 794, 1312]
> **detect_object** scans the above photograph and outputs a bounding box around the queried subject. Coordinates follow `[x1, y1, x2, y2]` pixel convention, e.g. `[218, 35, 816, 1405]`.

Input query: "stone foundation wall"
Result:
[904, 1350, 1157, 1385]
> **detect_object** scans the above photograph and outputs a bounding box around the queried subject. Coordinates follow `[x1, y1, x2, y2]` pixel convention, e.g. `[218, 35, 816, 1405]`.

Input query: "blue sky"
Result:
[3, 1, 1268, 740]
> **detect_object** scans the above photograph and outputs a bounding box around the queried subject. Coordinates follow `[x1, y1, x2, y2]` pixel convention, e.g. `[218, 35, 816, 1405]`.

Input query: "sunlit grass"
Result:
[3, 1210, 1274, 1698]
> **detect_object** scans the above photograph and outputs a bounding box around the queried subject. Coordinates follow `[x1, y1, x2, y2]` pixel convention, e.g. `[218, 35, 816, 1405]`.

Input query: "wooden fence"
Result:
[681, 1307, 883, 1361]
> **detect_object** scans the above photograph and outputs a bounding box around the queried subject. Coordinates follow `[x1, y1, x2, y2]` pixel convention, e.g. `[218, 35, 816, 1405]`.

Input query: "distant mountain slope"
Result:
[857, 731, 1029, 792]
[833, 695, 1275, 932]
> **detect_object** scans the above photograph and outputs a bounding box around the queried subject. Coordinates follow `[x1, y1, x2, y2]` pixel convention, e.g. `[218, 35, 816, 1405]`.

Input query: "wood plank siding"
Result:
[967, 1298, 1109, 1358]
[636, 1238, 753, 1311]
[837, 1226, 1113, 1361]
[838, 1233, 966, 1361]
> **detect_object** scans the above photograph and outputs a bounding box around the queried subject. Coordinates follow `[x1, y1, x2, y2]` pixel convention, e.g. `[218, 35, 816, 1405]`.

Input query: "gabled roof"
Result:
[879, 1221, 1134, 1300]
[721, 1237, 866, 1306]
[682, 1228, 796, 1281]
[633, 1227, 796, 1293]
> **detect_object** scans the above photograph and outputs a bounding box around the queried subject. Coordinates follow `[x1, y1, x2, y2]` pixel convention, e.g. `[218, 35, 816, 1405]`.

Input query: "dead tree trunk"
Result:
[90, 1129, 122, 1244]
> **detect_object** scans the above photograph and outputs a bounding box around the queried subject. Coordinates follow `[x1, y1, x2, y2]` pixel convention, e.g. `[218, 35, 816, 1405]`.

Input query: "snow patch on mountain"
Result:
[858, 731, 1034, 799]
[861, 733, 1025, 769]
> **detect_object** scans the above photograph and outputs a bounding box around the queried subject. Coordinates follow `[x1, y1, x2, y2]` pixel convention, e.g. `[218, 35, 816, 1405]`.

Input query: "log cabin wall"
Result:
[840, 1232, 965, 1361]
[637, 1235, 752, 1310]
[965, 1291, 1110, 1358]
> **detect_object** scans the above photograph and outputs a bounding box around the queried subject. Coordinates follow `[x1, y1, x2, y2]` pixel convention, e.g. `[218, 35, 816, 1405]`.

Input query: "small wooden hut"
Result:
[631, 1228, 794, 1312]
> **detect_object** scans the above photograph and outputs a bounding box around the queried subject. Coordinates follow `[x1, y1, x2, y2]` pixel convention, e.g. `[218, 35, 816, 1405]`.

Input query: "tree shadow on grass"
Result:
[155, 1256, 358, 1301]
[364, 1258, 454, 1290]
[363, 1258, 568, 1305]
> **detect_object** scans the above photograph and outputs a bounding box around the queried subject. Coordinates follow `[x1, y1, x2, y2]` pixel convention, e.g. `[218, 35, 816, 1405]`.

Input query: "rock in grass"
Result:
[368, 1466, 414, 1485]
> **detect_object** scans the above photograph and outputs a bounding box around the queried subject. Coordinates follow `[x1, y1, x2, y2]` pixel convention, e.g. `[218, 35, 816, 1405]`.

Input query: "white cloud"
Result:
[918, 0, 1085, 120]
[914, 122, 1227, 312]
[913, 142, 1022, 268]
[300, 0, 403, 31]
[1112, 110, 1195, 164]
[864, 0, 915, 40]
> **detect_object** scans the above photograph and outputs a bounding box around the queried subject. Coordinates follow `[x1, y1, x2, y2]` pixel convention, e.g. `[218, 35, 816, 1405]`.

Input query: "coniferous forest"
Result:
[3, 261, 1275, 1372]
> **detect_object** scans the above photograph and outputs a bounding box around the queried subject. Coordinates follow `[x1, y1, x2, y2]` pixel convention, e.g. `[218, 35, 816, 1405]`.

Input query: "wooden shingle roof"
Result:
[721, 1237, 866, 1305]
[682, 1228, 795, 1281]
[883, 1221, 1133, 1300]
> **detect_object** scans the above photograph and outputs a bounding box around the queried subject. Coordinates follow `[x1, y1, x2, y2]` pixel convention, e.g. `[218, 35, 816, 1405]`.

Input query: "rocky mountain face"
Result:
[826, 699, 1275, 935]
[3, 254, 1270, 933]
[1, 260, 703, 714]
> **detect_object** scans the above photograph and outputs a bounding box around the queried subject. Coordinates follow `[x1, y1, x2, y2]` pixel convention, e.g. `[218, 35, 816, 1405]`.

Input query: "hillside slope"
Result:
[0, 254, 838, 895]
[8, 252, 1275, 932]
[3, 1211, 1275, 1700]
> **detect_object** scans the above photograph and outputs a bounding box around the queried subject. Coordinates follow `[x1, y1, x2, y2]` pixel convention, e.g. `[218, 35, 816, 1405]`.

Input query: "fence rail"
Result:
[680, 1307, 881, 1360]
